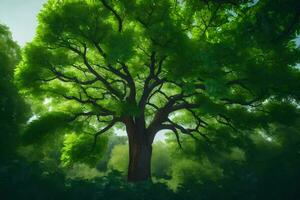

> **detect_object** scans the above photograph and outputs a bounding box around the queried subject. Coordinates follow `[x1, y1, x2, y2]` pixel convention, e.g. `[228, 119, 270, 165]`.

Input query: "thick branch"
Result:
[117, 62, 136, 102]
[100, 0, 123, 32]
[49, 66, 98, 85]
[70, 111, 112, 122]
[167, 119, 200, 141]
[91, 117, 119, 151]
[167, 119, 210, 142]
[60, 93, 113, 114]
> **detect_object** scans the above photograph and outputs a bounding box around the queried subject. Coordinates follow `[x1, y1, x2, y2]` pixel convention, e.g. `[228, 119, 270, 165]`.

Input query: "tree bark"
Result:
[127, 138, 152, 182]
[124, 117, 153, 182]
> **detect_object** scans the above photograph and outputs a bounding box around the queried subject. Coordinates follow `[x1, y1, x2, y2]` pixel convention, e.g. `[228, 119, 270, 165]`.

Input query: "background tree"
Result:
[0, 24, 28, 161]
[16, 0, 300, 182]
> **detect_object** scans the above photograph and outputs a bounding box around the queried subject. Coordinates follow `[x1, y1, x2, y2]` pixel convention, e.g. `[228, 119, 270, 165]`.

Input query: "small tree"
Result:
[16, 0, 300, 181]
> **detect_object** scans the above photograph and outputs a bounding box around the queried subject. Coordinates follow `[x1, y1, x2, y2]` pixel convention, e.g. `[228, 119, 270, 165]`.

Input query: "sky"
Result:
[0, 0, 47, 46]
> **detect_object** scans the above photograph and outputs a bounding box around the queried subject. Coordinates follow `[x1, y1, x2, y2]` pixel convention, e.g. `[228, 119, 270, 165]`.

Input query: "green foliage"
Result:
[151, 142, 172, 179]
[15, 43, 72, 94]
[169, 158, 223, 189]
[265, 101, 300, 126]
[22, 112, 72, 144]
[0, 24, 28, 160]
[103, 30, 135, 63]
[107, 144, 129, 173]
[61, 133, 108, 167]
[37, 0, 112, 44]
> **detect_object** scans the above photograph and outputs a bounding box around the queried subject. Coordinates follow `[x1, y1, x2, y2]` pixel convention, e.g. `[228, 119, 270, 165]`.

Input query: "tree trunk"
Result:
[127, 139, 152, 182]
[124, 118, 153, 182]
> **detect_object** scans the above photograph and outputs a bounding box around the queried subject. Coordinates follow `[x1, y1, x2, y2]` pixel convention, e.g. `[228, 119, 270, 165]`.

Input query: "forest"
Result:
[1, 0, 300, 199]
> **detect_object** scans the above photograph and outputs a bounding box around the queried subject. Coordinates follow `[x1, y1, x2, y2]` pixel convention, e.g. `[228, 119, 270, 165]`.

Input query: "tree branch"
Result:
[65, 42, 123, 99]
[91, 117, 119, 151]
[160, 124, 183, 149]
[100, 0, 123, 32]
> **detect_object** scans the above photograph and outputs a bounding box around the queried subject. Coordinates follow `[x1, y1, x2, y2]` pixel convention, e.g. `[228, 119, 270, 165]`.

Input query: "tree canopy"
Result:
[15, 0, 300, 181]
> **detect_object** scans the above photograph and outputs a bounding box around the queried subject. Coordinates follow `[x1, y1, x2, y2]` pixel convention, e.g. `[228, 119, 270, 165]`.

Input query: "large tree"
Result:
[16, 0, 300, 181]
